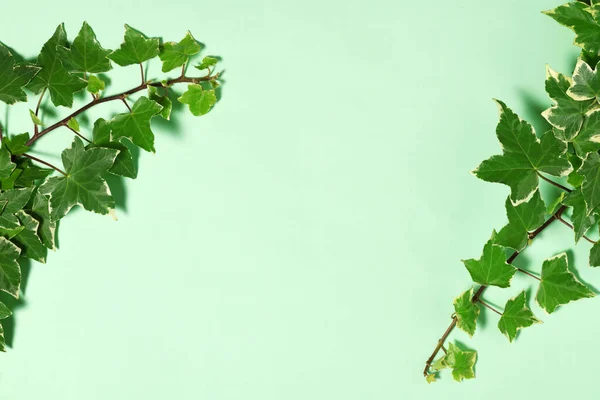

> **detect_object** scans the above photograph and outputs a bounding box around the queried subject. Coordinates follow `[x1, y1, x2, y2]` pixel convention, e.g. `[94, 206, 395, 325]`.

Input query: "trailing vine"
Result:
[424, 0, 600, 383]
[0, 23, 221, 349]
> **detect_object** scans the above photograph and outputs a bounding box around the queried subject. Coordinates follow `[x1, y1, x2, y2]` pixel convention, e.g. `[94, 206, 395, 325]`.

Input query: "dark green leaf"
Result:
[108, 24, 160, 66]
[57, 22, 112, 73]
[462, 231, 516, 288]
[110, 96, 162, 153]
[0, 43, 40, 105]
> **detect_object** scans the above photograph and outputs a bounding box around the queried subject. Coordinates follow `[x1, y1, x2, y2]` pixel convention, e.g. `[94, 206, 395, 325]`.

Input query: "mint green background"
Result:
[0, 0, 596, 398]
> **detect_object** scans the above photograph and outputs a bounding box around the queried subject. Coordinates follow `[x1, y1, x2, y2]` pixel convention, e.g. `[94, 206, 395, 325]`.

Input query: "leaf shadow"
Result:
[564, 248, 599, 294]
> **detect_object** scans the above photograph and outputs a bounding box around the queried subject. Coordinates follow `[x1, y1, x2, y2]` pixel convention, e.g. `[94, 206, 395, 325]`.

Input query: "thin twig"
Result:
[64, 123, 92, 144]
[537, 172, 572, 193]
[23, 154, 66, 176]
[140, 63, 145, 84]
[478, 299, 502, 315]
[556, 215, 597, 244]
[121, 97, 132, 112]
[34, 88, 47, 136]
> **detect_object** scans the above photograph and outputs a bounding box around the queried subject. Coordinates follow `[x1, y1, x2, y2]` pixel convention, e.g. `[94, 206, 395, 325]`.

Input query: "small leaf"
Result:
[178, 84, 217, 116]
[0, 188, 34, 229]
[148, 86, 172, 120]
[497, 291, 541, 342]
[158, 31, 202, 72]
[13, 210, 46, 263]
[547, 192, 566, 215]
[569, 59, 600, 102]
[564, 188, 595, 242]
[29, 110, 43, 126]
[108, 24, 160, 66]
[195, 56, 218, 71]
[462, 231, 516, 288]
[536, 253, 595, 314]
[453, 288, 480, 337]
[87, 75, 105, 95]
[579, 152, 600, 214]
[425, 374, 436, 384]
[30, 191, 56, 250]
[67, 117, 80, 132]
[0, 43, 40, 105]
[3, 133, 30, 155]
[495, 191, 546, 251]
[445, 343, 476, 382]
[110, 96, 162, 153]
[90, 118, 137, 179]
[567, 152, 584, 187]
[0, 237, 22, 298]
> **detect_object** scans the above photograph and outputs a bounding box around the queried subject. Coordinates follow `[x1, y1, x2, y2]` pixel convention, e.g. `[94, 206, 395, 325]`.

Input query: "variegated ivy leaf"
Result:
[453, 288, 480, 337]
[536, 253, 595, 314]
[579, 152, 600, 214]
[0, 237, 22, 298]
[572, 109, 600, 155]
[39, 137, 119, 220]
[13, 210, 46, 263]
[462, 231, 516, 288]
[90, 118, 137, 179]
[178, 84, 217, 116]
[158, 31, 202, 72]
[87, 75, 105, 95]
[590, 240, 600, 267]
[569, 59, 600, 102]
[563, 188, 595, 242]
[0, 300, 11, 351]
[148, 86, 172, 120]
[108, 24, 159, 67]
[0, 43, 40, 105]
[57, 22, 112, 74]
[445, 343, 476, 382]
[567, 152, 585, 187]
[0, 147, 16, 180]
[195, 56, 218, 71]
[497, 291, 541, 343]
[0, 188, 34, 229]
[473, 100, 572, 204]
[542, 66, 596, 141]
[543, 2, 600, 54]
[30, 191, 56, 250]
[496, 190, 546, 251]
[110, 96, 162, 153]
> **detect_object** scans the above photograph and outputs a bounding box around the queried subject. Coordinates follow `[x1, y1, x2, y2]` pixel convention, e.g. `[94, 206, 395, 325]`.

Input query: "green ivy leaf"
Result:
[178, 84, 217, 116]
[564, 188, 595, 242]
[579, 152, 600, 213]
[536, 253, 595, 314]
[14, 158, 53, 188]
[567, 152, 585, 187]
[569, 59, 600, 102]
[0, 147, 16, 180]
[148, 86, 172, 120]
[39, 137, 119, 220]
[3, 133, 30, 156]
[572, 110, 600, 155]
[110, 96, 162, 153]
[543, 2, 600, 54]
[29, 110, 43, 126]
[195, 56, 218, 71]
[0, 300, 12, 351]
[462, 231, 516, 288]
[473, 100, 572, 204]
[547, 192, 566, 214]
[87, 75, 105, 95]
[158, 31, 202, 72]
[590, 240, 600, 267]
[497, 291, 541, 343]
[0, 188, 34, 229]
[0, 169, 22, 191]
[91, 118, 137, 179]
[496, 190, 546, 251]
[0, 237, 22, 298]
[542, 66, 595, 141]
[30, 191, 56, 250]
[453, 288, 480, 337]
[13, 210, 46, 263]
[108, 24, 160, 66]
[445, 343, 476, 382]
[27, 24, 87, 107]
[57, 21, 112, 74]
[67, 117, 80, 132]
[0, 43, 40, 105]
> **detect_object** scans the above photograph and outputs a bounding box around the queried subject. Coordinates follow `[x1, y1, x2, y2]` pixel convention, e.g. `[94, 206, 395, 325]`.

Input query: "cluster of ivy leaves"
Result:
[0, 22, 220, 350]
[428, 1, 600, 383]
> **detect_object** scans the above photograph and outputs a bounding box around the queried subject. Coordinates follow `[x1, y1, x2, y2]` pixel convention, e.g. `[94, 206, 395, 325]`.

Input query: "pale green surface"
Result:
[1, 0, 600, 398]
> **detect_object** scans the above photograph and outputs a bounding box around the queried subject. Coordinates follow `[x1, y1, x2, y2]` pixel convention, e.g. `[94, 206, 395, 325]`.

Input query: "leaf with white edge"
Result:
[542, 66, 596, 140]
[27, 24, 87, 108]
[0, 43, 40, 105]
[569, 59, 600, 102]
[0, 188, 34, 229]
[110, 96, 162, 153]
[0, 300, 11, 351]
[13, 210, 46, 263]
[564, 188, 595, 242]
[579, 152, 600, 214]
[39, 137, 118, 220]
[0, 237, 21, 297]
[547, 192, 566, 214]
[148, 86, 172, 120]
[473, 100, 572, 204]
[572, 110, 600, 155]
[590, 240, 600, 267]
[108, 24, 160, 66]
[178, 84, 217, 116]
[195, 56, 218, 71]
[462, 231, 516, 288]
[536, 253, 595, 314]
[496, 190, 545, 251]
[30, 191, 56, 250]
[567, 152, 585, 187]
[543, 2, 600, 54]
[87, 75, 105, 95]
[67, 117, 80, 132]
[91, 118, 137, 179]
[3, 133, 30, 155]
[497, 291, 541, 343]
[158, 31, 201, 72]
[453, 288, 480, 337]
[0, 147, 15, 180]
[445, 343, 476, 382]
[57, 21, 112, 73]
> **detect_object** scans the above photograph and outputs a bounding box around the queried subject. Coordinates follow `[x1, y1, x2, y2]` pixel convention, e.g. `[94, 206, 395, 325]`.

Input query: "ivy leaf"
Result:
[579, 152, 600, 213]
[110, 96, 162, 153]
[542, 66, 595, 140]
[569, 59, 600, 102]
[445, 343, 476, 382]
[536, 253, 595, 314]
[462, 231, 516, 288]
[572, 110, 600, 155]
[425, 374, 436, 384]
[30, 191, 56, 250]
[108, 24, 160, 66]
[547, 192, 566, 214]
[543, 2, 600, 54]
[0, 147, 16, 180]
[27, 24, 87, 107]
[563, 188, 595, 242]
[0, 43, 40, 105]
[0, 300, 11, 351]
[496, 190, 546, 251]
[567, 152, 585, 187]
[67, 117, 80, 132]
[57, 21, 112, 74]
[0, 188, 34, 229]
[29, 110, 43, 126]
[3, 133, 30, 155]
[0, 169, 23, 191]
[158, 31, 201, 72]
[13, 211, 46, 263]
[473, 100, 572, 204]
[39, 137, 119, 220]
[453, 288, 480, 337]
[178, 84, 217, 116]
[590, 240, 600, 267]
[14, 158, 53, 188]
[148, 86, 172, 120]
[195, 56, 218, 71]
[497, 291, 541, 343]
[0, 237, 21, 297]
[91, 118, 137, 179]
[87, 75, 105, 95]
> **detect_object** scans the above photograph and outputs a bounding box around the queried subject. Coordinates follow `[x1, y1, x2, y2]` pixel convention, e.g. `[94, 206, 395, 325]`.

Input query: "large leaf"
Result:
[497, 291, 541, 342]
[462, 231, 516, 288]
[544, 2, 600, 54]
[108, 24, 160, 66]
[0, 43, 40, 105]
[110, 96, 162, 153]
[57, 22, 111, 73]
